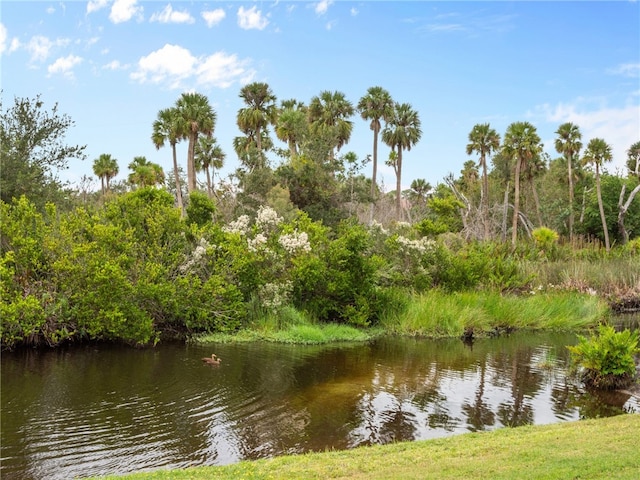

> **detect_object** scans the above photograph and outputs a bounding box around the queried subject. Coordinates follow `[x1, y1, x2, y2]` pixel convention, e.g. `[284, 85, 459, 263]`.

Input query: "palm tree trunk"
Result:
[502, 181, 510, 242]
[205, 166, 213, 198]
[396, 147, 403, 221]
[187, 133, 197, 192]
[531, 179, 543, 226]
[568, 154, 574, 242]
[370, 127, 380, 223]
[595, 165, 610, 251]
[171, 143, 184, 214]
[511, 157, 522, 247]
[481, 155, 489, 240]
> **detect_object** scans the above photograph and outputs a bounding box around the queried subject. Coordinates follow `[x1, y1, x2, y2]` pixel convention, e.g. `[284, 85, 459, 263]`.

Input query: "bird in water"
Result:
[202, 353, 221, 365]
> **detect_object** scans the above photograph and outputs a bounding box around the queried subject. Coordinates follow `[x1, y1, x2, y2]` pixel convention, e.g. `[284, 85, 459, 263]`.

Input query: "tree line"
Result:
[1, 90, 639, 348]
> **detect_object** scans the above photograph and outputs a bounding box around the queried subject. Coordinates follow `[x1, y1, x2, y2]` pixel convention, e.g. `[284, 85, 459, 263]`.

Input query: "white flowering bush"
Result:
[222, 215, 251, 235]
[279, 230, 311, 255]
[179, 237, 211, 273]
[256, 205, 282, 231]
[259, 281, 293, 311]
[395, 235, 435, 255]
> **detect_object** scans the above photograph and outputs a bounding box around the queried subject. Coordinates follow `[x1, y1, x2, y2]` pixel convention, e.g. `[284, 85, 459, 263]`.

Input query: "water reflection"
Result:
[1, 332, 637, 480]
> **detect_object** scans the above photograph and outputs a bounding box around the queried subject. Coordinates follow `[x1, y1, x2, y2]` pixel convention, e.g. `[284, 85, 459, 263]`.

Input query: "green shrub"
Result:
[532, 227, 559, 259]
[568, 324, 640, 389]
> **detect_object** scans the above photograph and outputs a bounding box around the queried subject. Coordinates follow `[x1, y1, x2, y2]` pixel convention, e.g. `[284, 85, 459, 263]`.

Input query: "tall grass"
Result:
[519, 256, 640, 298]
[380, 290, 609, 337]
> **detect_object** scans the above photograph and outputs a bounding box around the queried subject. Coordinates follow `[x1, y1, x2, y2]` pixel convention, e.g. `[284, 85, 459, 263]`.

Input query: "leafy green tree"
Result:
[627, 141, 640, 177]
[127, 156, 164, 188]
[0, 94, 86, 209]
[175, 92, 216, 193]
[466, 123, 500, 240]
[583, 138, 613, 251]
[195, 136, 225, 198]
[92, 153, 119, 195]
[555, 122, 583, 242]
[237, 82, 277, 159]
[308, 90, 355, 162]
[502, 122, 542, 247]
[358, 87, 394, 215]
[382, 102, 422, 220]
[152, 107, 185, 212]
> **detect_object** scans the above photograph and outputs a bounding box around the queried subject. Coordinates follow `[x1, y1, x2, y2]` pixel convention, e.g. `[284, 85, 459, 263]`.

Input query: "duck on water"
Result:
[202, 353, 221, 365]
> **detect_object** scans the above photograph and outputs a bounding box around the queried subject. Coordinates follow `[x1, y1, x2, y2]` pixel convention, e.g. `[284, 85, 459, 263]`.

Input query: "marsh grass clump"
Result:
[568, 324, 640, 390]
[379, 290, 608, 338]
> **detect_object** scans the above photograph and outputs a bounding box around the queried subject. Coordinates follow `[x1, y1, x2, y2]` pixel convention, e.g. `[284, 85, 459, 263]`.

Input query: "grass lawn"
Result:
[91, 414, 639, 480]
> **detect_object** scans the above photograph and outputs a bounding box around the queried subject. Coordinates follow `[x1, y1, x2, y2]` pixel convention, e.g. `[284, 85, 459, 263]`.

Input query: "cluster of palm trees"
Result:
[146, 83, 422, 220]
[466, 120, 620, 249]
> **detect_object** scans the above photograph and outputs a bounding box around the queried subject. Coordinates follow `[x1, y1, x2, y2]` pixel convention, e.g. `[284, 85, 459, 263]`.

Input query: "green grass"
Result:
[195, 291, 609, 345]
[195, 306, 379, 345]
[89, 414, 640, 480]
[380, 290, 609, 338]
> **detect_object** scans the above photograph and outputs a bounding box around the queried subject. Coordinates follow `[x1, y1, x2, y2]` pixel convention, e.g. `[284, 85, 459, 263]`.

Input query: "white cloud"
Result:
[315, 0, 333, 15]
[196, 51, 255, 88]
[130, 44, 254, 90]
[607, 62, 640, 78]
[131, 44, 196, 88]
[326, 20, 337, 30]
[0, 23, 6, 55]
[109, 0, 143, 24]
[237, 6, 268, 30]
[47, 54, 83, 78]
[87, 0, 110, 15]
[350, 7, 358, 16]
[102, 60, 128, 70]
[25, 35, 70, 62]
[150, 4, 195, 24]
[426, 23, 464, 33]
[537, 98, 640, 171]
[202, 8, 225, 27]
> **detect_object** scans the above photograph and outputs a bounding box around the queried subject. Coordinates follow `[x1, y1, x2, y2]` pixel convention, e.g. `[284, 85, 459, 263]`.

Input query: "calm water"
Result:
[1, 331, 638, 479]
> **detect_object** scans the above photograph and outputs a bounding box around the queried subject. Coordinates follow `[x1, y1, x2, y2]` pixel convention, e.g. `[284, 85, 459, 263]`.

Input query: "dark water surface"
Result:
[2, 331, 638, 479]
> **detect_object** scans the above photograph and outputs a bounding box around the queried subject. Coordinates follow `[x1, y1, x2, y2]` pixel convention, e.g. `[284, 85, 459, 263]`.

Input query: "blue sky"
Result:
[1, 1, 639, 193]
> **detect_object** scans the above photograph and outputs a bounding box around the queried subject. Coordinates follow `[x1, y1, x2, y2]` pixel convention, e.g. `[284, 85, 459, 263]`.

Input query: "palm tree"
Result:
[466, 123, 500, 240]
[152, 107, 185, 212]
[409, 178, 432, 207]
[554, 122, 583, 242]
[358, 86, 394, 216]
[583, 138, 613, 251]
[237, 82, 277, 158]
[175, 92, 216, 193]
[502, 121, 542, 247]
[308, 90, 355, 162]
[128, 156, 164, 188]
[275, 99, 307, 159]
[92, 153, 119, 195]
[195, 136, 225, 198]
[382, 102, 422, 220]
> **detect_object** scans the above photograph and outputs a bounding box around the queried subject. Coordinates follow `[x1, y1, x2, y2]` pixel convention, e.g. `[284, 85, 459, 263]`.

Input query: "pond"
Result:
[1, 329, 638, 479]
